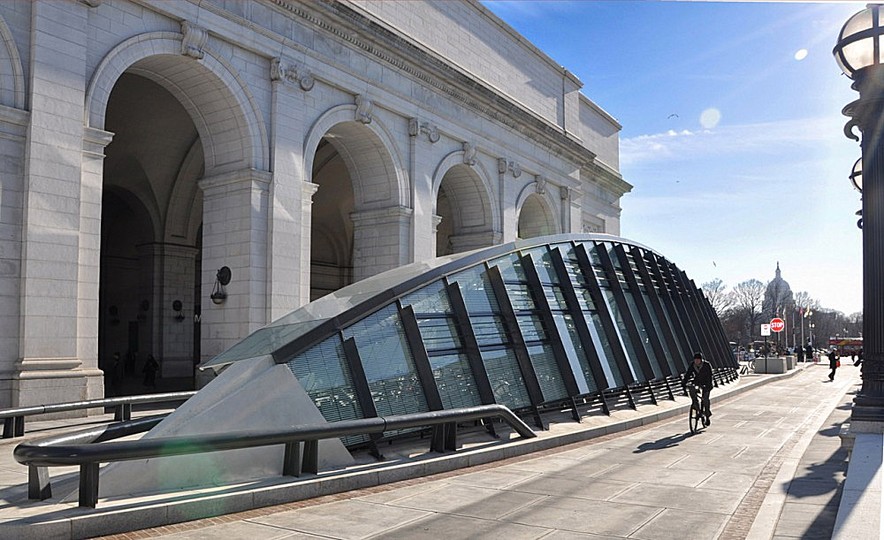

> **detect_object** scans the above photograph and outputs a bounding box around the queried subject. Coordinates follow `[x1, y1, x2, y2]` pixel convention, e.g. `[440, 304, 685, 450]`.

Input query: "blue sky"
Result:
[484, 1, 864, 315]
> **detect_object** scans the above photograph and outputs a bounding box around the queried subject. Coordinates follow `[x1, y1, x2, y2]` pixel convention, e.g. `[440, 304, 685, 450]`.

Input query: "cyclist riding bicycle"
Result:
[682, 351, 714, 426]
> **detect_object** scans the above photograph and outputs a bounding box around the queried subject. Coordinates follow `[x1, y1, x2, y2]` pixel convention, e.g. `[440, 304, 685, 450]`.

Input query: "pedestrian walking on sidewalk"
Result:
[827, 348, 840, 381]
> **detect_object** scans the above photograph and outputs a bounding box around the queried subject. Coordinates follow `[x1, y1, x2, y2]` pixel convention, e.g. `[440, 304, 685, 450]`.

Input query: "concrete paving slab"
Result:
[378, 512, 553, 540]
[501, 495, 662, 537]
[384, 482, 547, 518]
[631, 507, 729, 540]
[247, 499, 431, 538]
[507, 475, 634, 501]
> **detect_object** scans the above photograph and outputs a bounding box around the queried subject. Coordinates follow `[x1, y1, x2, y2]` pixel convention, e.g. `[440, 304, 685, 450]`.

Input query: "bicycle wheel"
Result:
[689, 404, 702, 434]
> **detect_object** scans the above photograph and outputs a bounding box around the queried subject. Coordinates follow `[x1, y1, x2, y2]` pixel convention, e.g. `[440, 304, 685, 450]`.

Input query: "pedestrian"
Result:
[796, 346, 805, 363]
[855, 348, 863, 367]
[805, 344, 814, 363]
[111, 352, 123, 396]
[142, 354, 159, 387]
[828, 348, 840, 381]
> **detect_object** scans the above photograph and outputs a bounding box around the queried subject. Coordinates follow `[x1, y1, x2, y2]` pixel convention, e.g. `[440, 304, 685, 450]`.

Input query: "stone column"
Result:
[350, 206, 413, 282]
[14, 1, 105, 409]
[268, 56, 311, 319]
[0, 106, 28, 407]
[409, 117, 439, 263]
[198, 168, 272, 361]
[158, 244, 198, 379]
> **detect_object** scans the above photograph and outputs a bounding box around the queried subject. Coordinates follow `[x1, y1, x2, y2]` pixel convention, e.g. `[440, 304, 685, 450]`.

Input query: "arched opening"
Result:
[308, 120, 403, 299]
[435, 164, 494, 256]
[99, 188, 154, 396]
[100, 72, 203, 394]
[310, 138, 355, 300]
[518, 193, 556, 239]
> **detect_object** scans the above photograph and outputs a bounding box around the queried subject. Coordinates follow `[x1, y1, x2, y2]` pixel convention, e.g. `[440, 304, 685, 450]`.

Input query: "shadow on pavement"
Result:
[632, 431, 695, 453]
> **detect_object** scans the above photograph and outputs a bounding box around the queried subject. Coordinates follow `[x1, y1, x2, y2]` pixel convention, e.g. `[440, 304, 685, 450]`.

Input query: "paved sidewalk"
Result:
[28, 362, 852, 540]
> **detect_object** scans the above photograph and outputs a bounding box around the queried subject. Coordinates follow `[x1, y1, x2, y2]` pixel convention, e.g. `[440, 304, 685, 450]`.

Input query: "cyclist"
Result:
[682, 351, 714, 426]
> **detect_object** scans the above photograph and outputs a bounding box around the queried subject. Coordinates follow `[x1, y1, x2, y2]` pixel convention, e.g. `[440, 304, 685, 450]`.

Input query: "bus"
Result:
[828, 337, 863, 358]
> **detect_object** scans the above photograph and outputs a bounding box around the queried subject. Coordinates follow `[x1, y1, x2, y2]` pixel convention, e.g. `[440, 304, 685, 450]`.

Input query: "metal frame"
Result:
[15, 405, 536, 508]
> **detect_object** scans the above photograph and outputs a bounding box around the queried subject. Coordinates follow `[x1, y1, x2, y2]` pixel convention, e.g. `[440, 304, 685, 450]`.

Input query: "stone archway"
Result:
[90, 31, 270, 388]
[518, 192, 558, 239]
[434, 161, 496, 256]
[306, 108, 410, 298]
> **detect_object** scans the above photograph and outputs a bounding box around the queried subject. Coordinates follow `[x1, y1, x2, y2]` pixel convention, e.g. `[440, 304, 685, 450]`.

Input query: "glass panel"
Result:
[661, 303, 687, 363]
[449, 266, 495, 313]
[589, 310, 624, 387]
[492, 253, 525, 281]
[642, 291, 679, 375]
[624, 291, 663, 379]
[525, 246, 558, 284]
[517, 314, 546, 342]
[402, 280, 451, 313]
[428, 353, 482, 409]
[286, 336, 367, 446]
[342, 305, 429, 418]
[416, 316, 461, 351]
[471, 315, 508, 346]
[552, 312, 599, 394]
[603, 289, 641, 380]
[506, 284, 536, 311]
[527, 343, 568, 401]
[481, 347, 530, 408]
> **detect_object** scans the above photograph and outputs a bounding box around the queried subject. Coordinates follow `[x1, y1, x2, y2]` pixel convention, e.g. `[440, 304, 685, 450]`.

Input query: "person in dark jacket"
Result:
[828, 348, 839, 381]
[682, 351, 714, 425]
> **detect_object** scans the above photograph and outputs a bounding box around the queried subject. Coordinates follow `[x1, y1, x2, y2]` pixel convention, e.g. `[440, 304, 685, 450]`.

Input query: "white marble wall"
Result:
[0, 0, 630, 407]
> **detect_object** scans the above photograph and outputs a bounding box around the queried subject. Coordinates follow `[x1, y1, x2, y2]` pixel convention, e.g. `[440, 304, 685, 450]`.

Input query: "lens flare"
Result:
[700, 108, 721, 129]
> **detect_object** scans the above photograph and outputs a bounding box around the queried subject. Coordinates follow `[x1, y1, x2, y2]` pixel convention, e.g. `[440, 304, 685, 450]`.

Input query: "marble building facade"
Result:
[0, 0, 630, 408]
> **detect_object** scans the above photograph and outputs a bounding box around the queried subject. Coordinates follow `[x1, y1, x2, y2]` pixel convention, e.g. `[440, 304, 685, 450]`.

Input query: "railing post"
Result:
[430, 424, 445, 453]
[28, 466, 51, 500]
[2, 417, 13, 438]
[282, 441, 301, 476]
[302, 440, 319, 474]
[14, 416, 24, 437]
[444, 421, 457, 451]
[79, 462, 99, 508]
[113, 403, 132, 421]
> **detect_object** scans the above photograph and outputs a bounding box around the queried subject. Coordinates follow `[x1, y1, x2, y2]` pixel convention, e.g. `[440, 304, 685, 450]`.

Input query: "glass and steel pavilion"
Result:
[202, 234, 737, 443]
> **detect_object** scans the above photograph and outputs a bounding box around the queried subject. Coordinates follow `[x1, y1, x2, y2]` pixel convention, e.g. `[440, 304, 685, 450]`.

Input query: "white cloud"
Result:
[621, 115, 846, 168]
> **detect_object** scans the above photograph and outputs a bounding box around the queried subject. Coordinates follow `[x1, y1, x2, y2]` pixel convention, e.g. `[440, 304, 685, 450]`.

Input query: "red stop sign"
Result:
[770, 318, 785, 333]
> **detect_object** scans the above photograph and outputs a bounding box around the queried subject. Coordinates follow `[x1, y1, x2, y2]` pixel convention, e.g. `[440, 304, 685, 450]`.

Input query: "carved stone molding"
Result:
[498, 158, 521, 178]
[408, 118, 440, 143]
[355, 95, 373, 124]
[270, 58, 314, 91]
[535, 176, 547, 195]
[560, 186, 571, 201]
[181, 21, 208, 60]
[462, 142, 478, 166]
[79, 0, 102, 7]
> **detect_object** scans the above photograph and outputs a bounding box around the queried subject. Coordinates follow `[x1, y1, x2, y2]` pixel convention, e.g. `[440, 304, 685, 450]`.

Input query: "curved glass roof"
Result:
[201, 233, 736, 431]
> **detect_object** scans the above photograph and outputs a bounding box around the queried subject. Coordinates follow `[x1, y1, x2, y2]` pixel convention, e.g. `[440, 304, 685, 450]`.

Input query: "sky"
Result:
[483, 0, 865, 315]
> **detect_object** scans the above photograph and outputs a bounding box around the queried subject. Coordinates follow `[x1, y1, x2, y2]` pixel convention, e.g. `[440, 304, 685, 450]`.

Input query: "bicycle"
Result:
[686, 384, 707, 434]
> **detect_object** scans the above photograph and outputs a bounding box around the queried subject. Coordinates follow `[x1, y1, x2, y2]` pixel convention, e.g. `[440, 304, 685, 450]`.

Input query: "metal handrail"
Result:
[14, 404, 535, 508]
[0, 391, 197, 439]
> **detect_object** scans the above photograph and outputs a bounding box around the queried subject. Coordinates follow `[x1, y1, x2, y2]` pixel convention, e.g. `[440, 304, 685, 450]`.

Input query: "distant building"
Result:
[763, 262, 794, 322]
[0, 1, 632, 408]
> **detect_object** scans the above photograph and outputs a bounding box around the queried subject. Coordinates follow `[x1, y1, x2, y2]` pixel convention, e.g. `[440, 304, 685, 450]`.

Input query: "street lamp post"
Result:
[835, 4, 884, 425]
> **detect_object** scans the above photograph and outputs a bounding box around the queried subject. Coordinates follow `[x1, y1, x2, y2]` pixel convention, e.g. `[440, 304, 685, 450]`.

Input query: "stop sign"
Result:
[770, 318, 785, 333]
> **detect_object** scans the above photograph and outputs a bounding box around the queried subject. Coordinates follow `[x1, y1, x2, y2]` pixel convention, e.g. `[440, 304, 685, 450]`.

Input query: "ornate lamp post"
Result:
[835, 4, 884, 425]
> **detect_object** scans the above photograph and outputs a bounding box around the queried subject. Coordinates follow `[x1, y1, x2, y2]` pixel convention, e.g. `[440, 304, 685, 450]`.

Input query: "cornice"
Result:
[270, 0, 598, 168]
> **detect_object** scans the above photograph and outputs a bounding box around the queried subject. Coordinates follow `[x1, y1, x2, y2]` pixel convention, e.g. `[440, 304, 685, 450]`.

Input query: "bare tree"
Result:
[731, 279, 765, 341]
[701, 278, 732, 316]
